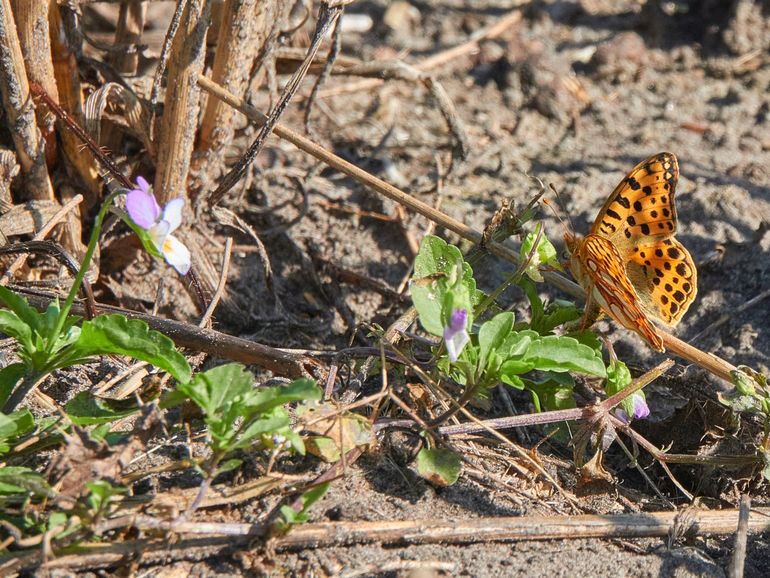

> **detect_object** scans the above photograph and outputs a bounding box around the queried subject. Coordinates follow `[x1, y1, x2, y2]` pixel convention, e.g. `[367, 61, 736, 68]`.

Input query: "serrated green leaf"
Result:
[66, 392, 142, 426]
[415, 447, 462, 486]
[177, 363, 254, 417]
[69, 315, 191, 382]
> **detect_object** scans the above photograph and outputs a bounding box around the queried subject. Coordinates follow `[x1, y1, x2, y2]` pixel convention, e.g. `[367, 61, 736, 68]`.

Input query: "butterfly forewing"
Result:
[593, 153, 679, 249]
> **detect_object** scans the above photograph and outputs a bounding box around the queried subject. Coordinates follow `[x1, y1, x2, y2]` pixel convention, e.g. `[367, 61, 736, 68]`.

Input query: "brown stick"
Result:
[48, 3, 101, 204]
[16, 290, 320, 378]
[10, 0, 57, 158]
[317, 9, 523, 98]
[109, 0, 145, 74]
[4, 507, 770, 573]
[197, 0, 268, 155]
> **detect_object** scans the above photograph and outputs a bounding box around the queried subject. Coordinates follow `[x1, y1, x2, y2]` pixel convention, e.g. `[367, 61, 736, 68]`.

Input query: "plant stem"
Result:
[45, 192, 121, 355]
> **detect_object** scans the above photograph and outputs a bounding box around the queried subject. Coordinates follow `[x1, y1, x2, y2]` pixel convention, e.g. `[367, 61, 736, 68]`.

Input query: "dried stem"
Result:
[5, 508, 770, 572]
[0, 0, 54, 200]
[198, 0, 269, 156]
[48, 3, 100, 204]
[154, 0, 211, 205]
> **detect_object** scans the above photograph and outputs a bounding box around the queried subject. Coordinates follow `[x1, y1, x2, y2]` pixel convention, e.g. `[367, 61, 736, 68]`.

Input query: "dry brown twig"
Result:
[4, 507, 770, 573]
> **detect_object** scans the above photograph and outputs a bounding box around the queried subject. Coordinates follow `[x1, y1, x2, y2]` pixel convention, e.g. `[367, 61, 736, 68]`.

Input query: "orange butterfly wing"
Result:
[566, 152, 697, 350]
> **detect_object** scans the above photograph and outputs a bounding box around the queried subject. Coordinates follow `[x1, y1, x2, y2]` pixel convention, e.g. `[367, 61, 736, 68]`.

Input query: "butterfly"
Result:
[564, 153, 697, 351]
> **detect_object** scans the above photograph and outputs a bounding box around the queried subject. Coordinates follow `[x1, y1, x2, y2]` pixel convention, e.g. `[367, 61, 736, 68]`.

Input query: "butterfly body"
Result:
[564, 153, 697, 351]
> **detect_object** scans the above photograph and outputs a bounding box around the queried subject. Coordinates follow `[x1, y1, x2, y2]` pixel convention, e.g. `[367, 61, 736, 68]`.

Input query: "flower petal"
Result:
[126, 180, 161, 229]
[631, 394, 650, 420]
[148, 220, 170, 253]
[134, 176, 151, 195]
[162, 234, 191, 275]
[445, 327, 470, 362]
[162, 198, 185, 233]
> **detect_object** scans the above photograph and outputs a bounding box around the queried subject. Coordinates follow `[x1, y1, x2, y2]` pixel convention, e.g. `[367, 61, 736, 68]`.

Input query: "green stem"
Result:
[46, 192, 122, 355]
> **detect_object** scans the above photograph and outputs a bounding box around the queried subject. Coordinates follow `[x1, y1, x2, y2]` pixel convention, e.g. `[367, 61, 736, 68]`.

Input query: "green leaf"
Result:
[410, 235, 478, 336]
[0, 363, 28, 408]
[85, 480, 126, 514]
[229, 411, 290, 450]
[216, 458, 243, 475]
[241, 377, 321, 416]
[522, 335, 606, 377]
[66, 392, 142, 426]
[0, 466, 54, 498]
[415, 447, 462, 486]
[521, 373, 577, 412]
[604, 359, 644, 420]
[478, 312, 514, 369]
[0, 285, 44, 335]
[519, 277, 544, 327]
[0, 407, 34, 454]
[519, 223, 562, 282]
[275, 482, 330, 531]
[0, 310, 35, 354]
[69, 315, 191, 382]
[177, 363, 254, 417]
[535, 299, 582, 334]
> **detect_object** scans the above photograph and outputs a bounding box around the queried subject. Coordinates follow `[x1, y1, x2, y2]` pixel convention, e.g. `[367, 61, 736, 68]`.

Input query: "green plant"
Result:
[166, 364, 322, 513]
[0, 187, 191, 413]
[410, 235, 607, 412]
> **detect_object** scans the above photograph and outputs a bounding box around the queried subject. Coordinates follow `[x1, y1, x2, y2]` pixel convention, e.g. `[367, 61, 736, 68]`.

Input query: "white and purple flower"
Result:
[125, 177, 191, 275]
[616, 393, 650, 424]
[444, 308, 470, 362]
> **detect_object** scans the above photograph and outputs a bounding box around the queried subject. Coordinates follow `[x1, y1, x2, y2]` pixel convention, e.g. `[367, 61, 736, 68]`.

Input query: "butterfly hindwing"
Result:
[626, 237, 698, 326]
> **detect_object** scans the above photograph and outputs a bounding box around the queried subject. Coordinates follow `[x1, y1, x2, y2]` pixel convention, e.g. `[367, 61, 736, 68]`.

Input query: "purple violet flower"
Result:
[444, 308, 470, 362]
[126, 177, 191, 275]
[616, 393, 650, 424]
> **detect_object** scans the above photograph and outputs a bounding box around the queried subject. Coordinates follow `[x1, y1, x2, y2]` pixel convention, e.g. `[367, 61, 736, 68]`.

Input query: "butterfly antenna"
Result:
[542, 183, 576, 237]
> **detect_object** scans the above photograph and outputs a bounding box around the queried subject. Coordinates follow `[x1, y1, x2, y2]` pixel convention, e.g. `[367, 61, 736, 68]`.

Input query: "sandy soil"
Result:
[16, 0, 770, 576]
